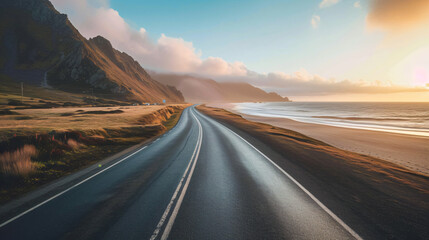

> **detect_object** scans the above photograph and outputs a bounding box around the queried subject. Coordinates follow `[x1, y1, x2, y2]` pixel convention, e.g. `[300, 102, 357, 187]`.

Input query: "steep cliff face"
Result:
[0, 0, 184, 103]
[153, 73, 290, 103]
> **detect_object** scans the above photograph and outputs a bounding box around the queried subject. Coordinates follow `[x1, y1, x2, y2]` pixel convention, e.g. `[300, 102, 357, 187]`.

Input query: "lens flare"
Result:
[391, 47, 429, 87]
[414, 67, 429, 87]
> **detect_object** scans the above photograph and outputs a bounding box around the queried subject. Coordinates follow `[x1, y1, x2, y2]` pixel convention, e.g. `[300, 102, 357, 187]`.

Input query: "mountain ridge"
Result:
[0, 0, 184, 103]
[152, 73, 290, 103]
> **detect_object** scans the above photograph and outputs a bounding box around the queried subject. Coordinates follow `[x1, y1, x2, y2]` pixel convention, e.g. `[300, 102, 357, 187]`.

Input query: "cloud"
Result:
[51, 0, 427, 99]
[51, 0, 247, 76]
[311, 15, 321, 29]
[217, 69, 429, 97]
[319, 0, 341, 8]
[367, 0, 429, 31]
[353, 1, 361, 8]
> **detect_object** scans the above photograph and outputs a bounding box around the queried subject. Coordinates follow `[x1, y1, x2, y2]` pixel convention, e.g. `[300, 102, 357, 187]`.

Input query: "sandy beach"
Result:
[198, 105, 429, 238]
[209, 103, 429, 176]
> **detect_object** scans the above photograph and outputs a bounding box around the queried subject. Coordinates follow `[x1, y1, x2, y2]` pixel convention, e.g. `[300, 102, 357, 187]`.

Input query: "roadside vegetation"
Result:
[0, 104, 188, 203]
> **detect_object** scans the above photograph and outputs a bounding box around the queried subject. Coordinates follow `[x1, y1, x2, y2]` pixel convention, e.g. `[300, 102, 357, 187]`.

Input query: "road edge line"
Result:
[0, 146, 147, 228]
[195, 108, 363, 240]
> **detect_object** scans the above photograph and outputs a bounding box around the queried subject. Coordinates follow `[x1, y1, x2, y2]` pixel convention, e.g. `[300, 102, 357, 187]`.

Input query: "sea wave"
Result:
[312, 116, 410, 121]
[233, 102, 429, 137]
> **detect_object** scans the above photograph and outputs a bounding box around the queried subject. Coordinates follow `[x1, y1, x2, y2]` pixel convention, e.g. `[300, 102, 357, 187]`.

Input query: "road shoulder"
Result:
[196, 105, 429, 240]
[0, 106, 189, 221]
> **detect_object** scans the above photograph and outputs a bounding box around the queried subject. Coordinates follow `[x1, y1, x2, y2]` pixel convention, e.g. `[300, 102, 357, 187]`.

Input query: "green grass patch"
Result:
[162, 109, 184, 130]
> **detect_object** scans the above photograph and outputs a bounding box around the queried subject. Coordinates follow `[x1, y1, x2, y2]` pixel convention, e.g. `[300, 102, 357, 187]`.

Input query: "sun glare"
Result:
[414, 67, 429, 87]
[392, 47, 429, 87]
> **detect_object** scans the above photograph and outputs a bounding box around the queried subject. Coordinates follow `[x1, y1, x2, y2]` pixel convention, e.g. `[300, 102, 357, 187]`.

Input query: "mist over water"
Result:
[234, 102, 429, 137]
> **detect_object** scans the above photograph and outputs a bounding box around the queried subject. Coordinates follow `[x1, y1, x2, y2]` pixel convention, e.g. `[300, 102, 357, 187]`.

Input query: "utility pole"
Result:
[21, 82, 23, 104]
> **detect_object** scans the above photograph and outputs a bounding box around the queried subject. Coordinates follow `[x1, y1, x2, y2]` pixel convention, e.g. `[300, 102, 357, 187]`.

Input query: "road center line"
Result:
[194, 109, 363, 240]
[0, 146, 147, 228]
[150, 108, 203, 240]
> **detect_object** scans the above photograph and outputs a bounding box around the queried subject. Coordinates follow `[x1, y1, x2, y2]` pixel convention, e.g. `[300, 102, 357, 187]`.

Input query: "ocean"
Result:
[233, 102, 429, 137]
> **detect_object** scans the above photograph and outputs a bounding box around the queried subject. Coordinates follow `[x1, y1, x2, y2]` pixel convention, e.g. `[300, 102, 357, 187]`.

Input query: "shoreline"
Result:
[209, 103, 429, 176]
[197, 105, 429, 239]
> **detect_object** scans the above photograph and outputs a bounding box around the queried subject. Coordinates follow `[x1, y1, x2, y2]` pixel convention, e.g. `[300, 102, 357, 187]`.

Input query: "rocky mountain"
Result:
[152, 73, 290, 103]
[0, 0, 184, 103]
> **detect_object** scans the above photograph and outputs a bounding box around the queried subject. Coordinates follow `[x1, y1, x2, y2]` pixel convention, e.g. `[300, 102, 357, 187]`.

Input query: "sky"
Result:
[51, 0, 429, 101]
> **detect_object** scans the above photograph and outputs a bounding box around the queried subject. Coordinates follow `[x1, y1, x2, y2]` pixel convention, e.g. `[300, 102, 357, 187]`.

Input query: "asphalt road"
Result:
[0, 106, 363, 240]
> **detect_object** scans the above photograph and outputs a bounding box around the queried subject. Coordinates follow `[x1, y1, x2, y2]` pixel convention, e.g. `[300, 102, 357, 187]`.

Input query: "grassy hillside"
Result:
[0, 75, 130, 108]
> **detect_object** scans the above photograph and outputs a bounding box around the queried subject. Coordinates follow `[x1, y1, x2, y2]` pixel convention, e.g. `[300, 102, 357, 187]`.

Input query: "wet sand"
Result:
[209, 103, 429, 176]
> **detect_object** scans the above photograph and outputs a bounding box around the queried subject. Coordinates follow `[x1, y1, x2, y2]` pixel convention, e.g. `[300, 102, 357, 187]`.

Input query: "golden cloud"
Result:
[367, 0, 429, 30]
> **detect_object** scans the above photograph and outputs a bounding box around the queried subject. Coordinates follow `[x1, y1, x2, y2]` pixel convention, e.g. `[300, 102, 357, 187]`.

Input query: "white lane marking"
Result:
[149, 110, 202, 240]
[150, 108, 203, 240]
[194, 109, 363, 240]
[160, 110, 202, 240]
[0, 146, 147, 228]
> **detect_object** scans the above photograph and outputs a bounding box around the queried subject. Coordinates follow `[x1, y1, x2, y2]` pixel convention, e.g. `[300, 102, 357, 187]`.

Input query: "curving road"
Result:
[0, 106, 364, 240]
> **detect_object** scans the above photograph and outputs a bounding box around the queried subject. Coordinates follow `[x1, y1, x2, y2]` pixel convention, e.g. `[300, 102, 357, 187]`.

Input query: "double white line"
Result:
[150, 109, 203, 240]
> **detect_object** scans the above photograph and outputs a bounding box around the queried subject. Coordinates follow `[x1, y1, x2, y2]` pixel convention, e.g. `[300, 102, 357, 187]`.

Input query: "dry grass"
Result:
[0, 145, 36, 176]
[0, 105, 185, 137]
[67, 139, 81, 149]
[0, 104, 189, 203]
